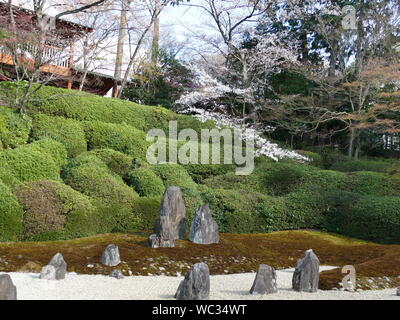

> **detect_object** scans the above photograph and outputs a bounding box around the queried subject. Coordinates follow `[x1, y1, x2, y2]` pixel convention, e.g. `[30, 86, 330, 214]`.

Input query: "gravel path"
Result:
[3, 266, 399, 300]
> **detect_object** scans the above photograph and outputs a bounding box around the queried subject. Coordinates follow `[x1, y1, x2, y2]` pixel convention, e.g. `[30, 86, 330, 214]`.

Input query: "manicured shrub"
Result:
[297, 151, 323, 168]
[263, 162, 346, 196]
[14, 180, 98, 240]
[83, 121, 149, 160]
[0, 139, 64, 187]
[203, 171, 266, 193]
[330, 159, 389, 173]
[152, 163, 199, 197]
[63, 163, 138, 206]
[0, 181, 23, 241]
[86, 149, 133, 176]
[27, 138, 68, 167]
[0, 106, 32, 151]
[343, 171, 400, 196]
[200, 187, 265, 234]
[184, 164, 235, 184]
[126, 168, 165, 197]
[31, 114, 87, 157]
[131, 197, 161, 231]
[323, 191, 400, 243]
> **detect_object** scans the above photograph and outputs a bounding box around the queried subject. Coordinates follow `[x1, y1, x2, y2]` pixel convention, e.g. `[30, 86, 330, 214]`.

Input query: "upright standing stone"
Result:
[175, 262, 210, 300]
[292, 249, 320, 292]
[39, 253, 67, 280]
[150, 186, 186, 248]
[397, 287, 400, 296]
[39, 265, 57, 280]
[0, 274, 17, 300]
[189, 204, 219, 245]
[100, 244, 121, 267]
[250, 264, 278, 295]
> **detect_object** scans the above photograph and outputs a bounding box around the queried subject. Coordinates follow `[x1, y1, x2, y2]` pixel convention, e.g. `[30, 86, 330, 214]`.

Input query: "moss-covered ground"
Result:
[0, 230, 398, 291]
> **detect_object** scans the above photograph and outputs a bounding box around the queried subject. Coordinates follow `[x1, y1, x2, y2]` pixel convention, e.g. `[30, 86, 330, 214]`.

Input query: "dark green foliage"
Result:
[330, 159, 394, 173]
[184, 164, 235, 184]
[0, 106, 32, 151]
[131, 197, 161, 231]
[83, 121, 149, 160]
[0, 181, 23, 241]
[14, 180, 98, 241]
[343, 171, 400, 196]
[203, 171, 266, 193]
[323, 191, 400, 244]
[31, 114, 87, 158]
[126, 168, 165, 197]
[0, 139, 65, 187]
[263, 162, 346, 196]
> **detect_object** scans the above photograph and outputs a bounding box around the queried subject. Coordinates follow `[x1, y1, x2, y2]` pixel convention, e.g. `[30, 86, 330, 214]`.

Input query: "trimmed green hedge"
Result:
[83, 121, 149, 160]
[126, 168, 165, 197]
[131, 197, 161, 231]
[330, 159, 390, 173]
[0, 181, 23, 241]
[343, 171, 400, 196]
[85, 149, 133, 176]
[0, 139, 65, 187]
[0, 106, 32, 151]
[63, 163, 138, 206]
[323, 191, 400, 243]
[31, 114, 87, 158]
[14, 180, 98, 241]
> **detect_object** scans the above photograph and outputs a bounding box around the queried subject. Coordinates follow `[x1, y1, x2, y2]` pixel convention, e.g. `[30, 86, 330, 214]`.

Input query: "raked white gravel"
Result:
[2, 266, 399, 300]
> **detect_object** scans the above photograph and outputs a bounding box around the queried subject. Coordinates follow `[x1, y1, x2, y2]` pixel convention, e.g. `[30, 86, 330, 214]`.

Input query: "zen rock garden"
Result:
[148, 186, 220, 248]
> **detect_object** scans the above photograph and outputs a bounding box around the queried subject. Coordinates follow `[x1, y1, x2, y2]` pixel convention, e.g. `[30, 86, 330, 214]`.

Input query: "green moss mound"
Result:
[31, 114, 87, 158]
[85, 149, 133, 176]
[0, 181, 23, 241]
[0, 106, 32, 151]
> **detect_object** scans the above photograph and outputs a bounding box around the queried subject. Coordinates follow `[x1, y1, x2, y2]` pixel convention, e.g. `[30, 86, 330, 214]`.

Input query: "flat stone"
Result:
[39, 265, 57, 280]
[292, 249, 320, 292]
[250, 264, 277, 295]
[0, 274, 17, 300]
[189, 204, 219, 245]
[100, 244, 121, 267]
[47, 253, 67, 280]
[175, 262, 210, 300]
[109, 270, 124, 279]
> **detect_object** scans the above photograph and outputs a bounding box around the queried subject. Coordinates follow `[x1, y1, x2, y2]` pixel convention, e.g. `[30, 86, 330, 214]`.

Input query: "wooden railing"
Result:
[0, 43, 71, 69]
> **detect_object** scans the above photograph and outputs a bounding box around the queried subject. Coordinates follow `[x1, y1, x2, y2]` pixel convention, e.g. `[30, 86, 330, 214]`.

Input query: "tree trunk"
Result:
[151, 0, 160, 65]
[112, 0, 128, 97]
[348, 127, 355, 158]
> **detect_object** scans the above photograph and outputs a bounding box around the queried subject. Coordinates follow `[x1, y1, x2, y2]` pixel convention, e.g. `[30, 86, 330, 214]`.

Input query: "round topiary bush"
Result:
[14, 180, 98, 241]
[85, 149, 133, 176]
[0, 106, 32, 151]
[83, 120, 149, 160]
[31, 114, 87, 158]
[63, 163, 138, 206]
[0, 139, 65, 187]
[0, 181, 23, 241]
[126, 168, 165, 197]
[130, 196, 161, 231]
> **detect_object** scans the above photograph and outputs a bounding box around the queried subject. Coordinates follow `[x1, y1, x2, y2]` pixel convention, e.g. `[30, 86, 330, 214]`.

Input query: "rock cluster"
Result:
[39, 253, 67, 280]
[292, 249, 320, 292]
[100, 244, 121, 267]
[149, 187, 186, 248]
[189, 204, 219, 245]
[250, 264, 277, 295]
[175, 262, 210, 300]
[0, 274, 17, 300]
